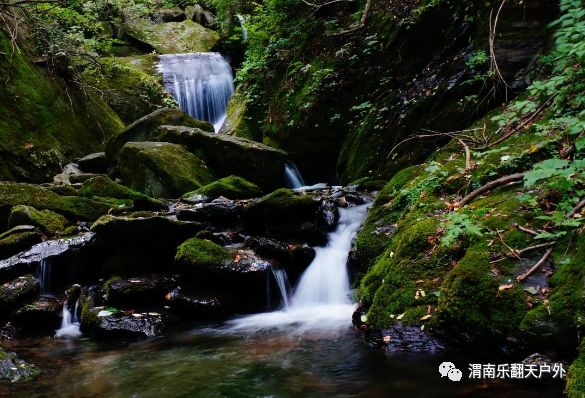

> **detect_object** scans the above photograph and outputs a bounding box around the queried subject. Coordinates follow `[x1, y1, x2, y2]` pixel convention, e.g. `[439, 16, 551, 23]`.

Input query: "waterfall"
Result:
[158, 53, 235, 132]
[37, 258, 51, 296]
[228, 203, 370, 332]
[236, 14, 248, 39]
[284, 162, 306, 189]
[271, 269, 292, 309]
[55, 299, 81, 338]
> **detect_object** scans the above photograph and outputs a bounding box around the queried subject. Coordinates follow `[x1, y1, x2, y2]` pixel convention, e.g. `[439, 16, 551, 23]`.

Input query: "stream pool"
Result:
[1, 323, 563, 398]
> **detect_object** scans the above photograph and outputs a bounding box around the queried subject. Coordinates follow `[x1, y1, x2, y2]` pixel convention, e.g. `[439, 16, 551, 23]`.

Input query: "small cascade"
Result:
[284, 162, 306, 189]
[158, 53, 235, 132]
[271, 269, 292, 309]
[236, 14, 248, 39]
[228, 203, 370, 332]
[37, 258, 51, 296]
[55, 299, 81, 338]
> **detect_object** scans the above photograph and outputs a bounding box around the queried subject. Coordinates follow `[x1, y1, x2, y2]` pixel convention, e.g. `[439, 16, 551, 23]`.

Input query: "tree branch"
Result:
[516, 246, 554, 283]
[454, 172, 525, 207]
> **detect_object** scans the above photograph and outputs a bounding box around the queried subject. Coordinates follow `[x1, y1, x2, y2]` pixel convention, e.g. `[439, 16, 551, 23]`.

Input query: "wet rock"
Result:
[165, 287, 223, 317]
[180, 193, 208, 205]
[243, 189, 327, 244]
[0, 233, 95, 283]
[154, 125, 289, 190]
[0, 227, 43, 261]
[69, 173, 104, 184]
[318, 199, 339, 230]
[105, 274, 177, 307]
[91, 310, 165, 339]
[117, 142, 215, 198]
[0, 349, 40, 383]
[0, 276, 40, 317]
[196, 230, 245, 246]
[106, 108, 214, 162]
[176, 198, 243, 224]
[8, 205, 69, 236]
[153, 8, 186, 22]
[185, 4, 204, 22]
[77, 152, 108, 174]
[0, 324, 16, 340]
[246, 237, 315, 279]
[12, 296, 61, 333]
[200, 10, 215, 28]
[90, 215, 202, 264]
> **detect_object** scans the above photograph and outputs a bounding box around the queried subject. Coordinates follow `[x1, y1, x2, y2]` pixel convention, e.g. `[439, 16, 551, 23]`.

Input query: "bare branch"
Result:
[516, 246, 555, 283]
[454, 172, 525, 207]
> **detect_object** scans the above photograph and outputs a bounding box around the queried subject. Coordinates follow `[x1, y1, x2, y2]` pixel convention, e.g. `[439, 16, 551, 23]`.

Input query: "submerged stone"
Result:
[0, 349, 40, 383]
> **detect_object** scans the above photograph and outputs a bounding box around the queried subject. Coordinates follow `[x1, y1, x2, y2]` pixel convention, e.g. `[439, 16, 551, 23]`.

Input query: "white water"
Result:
[158, 53, 234, 132]
[37, 258, 51, 296]
[236, 14, 248, 39]
[271, 268, 291, 309]
[56, 299, 81, 338]
[228, 203, 369, 333]
[284, 162, 306, 189]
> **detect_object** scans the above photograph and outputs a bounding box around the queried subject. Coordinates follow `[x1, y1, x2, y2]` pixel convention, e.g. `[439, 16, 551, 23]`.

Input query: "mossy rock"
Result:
[8, 205, 69, 236]
[245, 188, 319, 228]
[0, 275, 39, 315]
[175, 238, 231, 272]
[0, 182, 113, 227]
[79, 176, 164, 210]
[118, 142, 215, 198]
[106, 108, 213, 162]
[0, 228, 43, 260]
[155, 125, 288, 190]
[125, 19, 220, 54]
[436, 243, 526, 344]
[567, 338, 585, 398]
[83, 55, 170, 124]
[187, 175, 262, 200]
[0, 31, 123, 182]
[519, 234, 585, 348]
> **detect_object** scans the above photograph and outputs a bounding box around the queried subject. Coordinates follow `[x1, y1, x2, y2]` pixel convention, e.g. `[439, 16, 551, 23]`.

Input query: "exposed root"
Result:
[454, 172, 525, 208]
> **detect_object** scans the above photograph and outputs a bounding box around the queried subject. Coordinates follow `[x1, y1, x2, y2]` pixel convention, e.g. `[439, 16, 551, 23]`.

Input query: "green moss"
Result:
[248, 188, 318, 220]
[8, 205, 69, 235]
[189, 175, 263, 200]
[175, 238, 231, 270]
[83, 55, 169, 124]
[0, 182, 112, 223]
[0, 348, 7, 360]
[437, 243, 526, 341]
[118, 142, 216, 198]
[0, 230, 42, 259]
[79, 176, 163, 209]
[0, 31, 123, 182]
[519, 234, 585, 346]
[567, 339, 585, 398]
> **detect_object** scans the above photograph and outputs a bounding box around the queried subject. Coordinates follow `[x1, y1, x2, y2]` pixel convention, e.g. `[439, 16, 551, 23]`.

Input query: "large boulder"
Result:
[124, 19, 219, 54]
[90, 215, 202, 275]
[0, 182, 112, 228]
[77, 152, 108, 174]
[117, 142, 215, 198]
[155, 125, 288, 190]
[175, 238, 271, 312]
[243, 188, 328, 244]
[0, 275, 39, 317]
[78, 176, 164, 210]
[106, 108, 214, 162]
[8, 205, 69, 236]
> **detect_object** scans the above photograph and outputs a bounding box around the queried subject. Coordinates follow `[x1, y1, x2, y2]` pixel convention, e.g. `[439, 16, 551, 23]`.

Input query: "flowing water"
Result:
[36, 258, 51, 296]
[236, 14, 248, 39]
[55, 299, 81, 338]
[158, 53, 235, 132]
[284, 161, 306, 189]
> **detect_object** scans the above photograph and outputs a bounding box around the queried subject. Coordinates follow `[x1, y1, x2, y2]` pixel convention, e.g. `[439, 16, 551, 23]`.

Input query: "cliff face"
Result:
[0, 32, 124, 182]
[226, 0, 557, 184]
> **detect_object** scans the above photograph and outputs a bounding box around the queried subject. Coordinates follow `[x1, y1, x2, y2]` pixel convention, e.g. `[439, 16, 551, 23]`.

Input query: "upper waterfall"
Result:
[158, 52, 235, 132]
